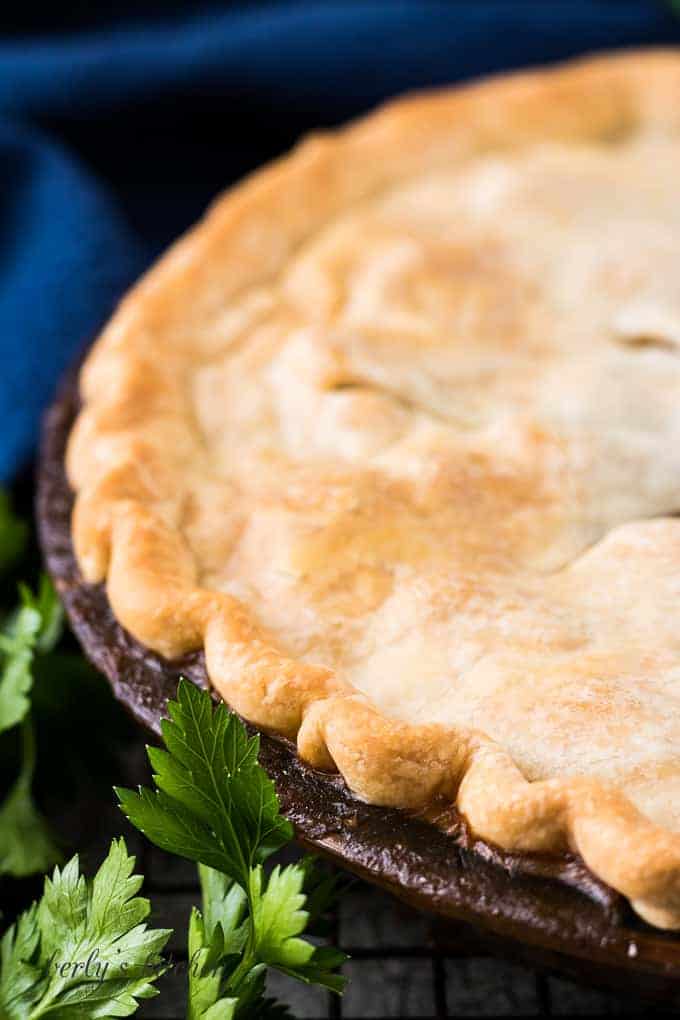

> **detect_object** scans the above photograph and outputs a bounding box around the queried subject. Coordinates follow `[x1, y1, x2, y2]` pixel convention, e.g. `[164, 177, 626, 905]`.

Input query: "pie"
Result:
[66, 50, 680, 929]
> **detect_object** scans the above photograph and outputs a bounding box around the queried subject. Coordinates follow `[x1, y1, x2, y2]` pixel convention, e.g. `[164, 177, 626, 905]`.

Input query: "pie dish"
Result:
[39, 377, 680, 1001]
[63, 50, 680, 930]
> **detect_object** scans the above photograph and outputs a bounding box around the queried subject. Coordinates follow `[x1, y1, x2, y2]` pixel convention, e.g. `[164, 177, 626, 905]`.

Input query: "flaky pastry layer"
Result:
[67, 51, 680, 928]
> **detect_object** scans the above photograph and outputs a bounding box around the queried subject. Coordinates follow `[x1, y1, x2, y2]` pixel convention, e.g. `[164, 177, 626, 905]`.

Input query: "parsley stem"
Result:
[224, 941, 256, 995]
[223, 868, 259, 993]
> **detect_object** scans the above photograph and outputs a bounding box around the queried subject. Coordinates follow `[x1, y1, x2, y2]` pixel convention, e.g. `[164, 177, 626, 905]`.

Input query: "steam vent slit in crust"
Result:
[66, 50, 680, 929]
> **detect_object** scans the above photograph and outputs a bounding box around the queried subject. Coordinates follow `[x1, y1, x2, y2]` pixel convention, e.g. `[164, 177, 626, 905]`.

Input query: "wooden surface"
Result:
[84, 743, 672, 1017]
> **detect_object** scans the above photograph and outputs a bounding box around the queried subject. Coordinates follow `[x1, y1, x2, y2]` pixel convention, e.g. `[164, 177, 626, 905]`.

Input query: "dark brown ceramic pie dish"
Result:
[37, 372, 680, 1006]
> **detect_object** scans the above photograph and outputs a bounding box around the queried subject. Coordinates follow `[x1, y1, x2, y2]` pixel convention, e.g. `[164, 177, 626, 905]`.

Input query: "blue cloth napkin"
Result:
[2, 1, 679, 480]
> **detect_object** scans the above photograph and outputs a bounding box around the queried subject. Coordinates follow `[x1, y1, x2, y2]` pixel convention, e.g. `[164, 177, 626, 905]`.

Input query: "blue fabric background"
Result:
[2, 1, 679, 480]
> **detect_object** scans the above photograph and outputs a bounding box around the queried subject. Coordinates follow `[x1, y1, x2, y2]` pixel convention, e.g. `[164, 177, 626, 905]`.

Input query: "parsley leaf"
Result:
[0, 577, 63, 734]
[250, 865, 346, 993]
[0, 719, 61, 878]
[117, 679, 292, 887]
[118, 680, 347, 1015]
[0, 603, 41, 735]
[0, 905, 44, 1019]
[188, 907, 237, 1019]
[189, 866, 299, 1020]
[0, 839, 171, 1020]
[18, 577, 63, 656]
[187, 867, 246, 1020]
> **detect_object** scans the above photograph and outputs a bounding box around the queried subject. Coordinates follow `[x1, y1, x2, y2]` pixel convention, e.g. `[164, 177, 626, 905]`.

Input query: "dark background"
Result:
[3, 3, 680, 1016]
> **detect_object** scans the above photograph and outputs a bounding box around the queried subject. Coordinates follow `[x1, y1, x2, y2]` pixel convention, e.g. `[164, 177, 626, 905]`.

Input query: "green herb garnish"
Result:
[0, 839, 170, 1019]
[0, 569, 64, 877]
[118, 680, 347, 1017]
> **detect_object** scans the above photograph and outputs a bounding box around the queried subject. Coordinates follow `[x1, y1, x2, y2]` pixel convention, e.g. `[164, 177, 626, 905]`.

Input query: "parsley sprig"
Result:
[0, 488, 64, 879]
[0, 839, 170, 1019]
[118, 681, 291, 885]
[117, 680, 347, 1017]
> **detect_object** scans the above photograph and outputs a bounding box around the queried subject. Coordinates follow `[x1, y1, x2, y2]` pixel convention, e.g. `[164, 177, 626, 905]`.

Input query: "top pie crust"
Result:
[67, 51, 680, 928]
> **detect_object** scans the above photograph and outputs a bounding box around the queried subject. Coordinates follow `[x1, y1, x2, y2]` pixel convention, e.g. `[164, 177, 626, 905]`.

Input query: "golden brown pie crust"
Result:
[66, 50, 680, 929]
